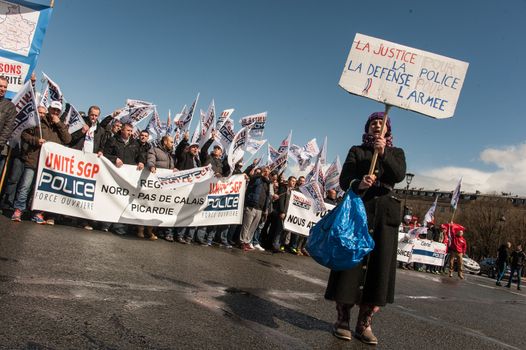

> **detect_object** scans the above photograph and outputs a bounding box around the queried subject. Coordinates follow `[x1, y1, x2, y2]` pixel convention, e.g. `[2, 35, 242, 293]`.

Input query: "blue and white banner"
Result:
[410, 239, 447, 266]
[0, 1, 53, 99]
[32, 142, 247, 227]
[396, 232, 446, 266]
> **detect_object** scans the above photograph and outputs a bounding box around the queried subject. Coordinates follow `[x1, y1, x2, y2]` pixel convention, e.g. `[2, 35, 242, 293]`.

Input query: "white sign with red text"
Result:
[339, 33, 469, 119]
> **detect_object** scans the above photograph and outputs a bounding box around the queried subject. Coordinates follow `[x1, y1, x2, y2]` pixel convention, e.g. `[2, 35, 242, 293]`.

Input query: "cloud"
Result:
[410, 143, 526, 196]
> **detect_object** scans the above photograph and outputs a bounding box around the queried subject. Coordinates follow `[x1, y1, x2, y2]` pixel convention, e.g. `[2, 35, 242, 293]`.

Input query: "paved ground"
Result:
[1, 216, 525, 349]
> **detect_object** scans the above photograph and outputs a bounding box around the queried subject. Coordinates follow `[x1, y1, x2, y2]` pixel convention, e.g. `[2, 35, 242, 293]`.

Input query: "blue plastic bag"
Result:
[306, 190, 374, 271]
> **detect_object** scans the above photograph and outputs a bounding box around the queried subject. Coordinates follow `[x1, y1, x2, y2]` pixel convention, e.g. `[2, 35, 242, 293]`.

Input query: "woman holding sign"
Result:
[325, 111, 406, 345]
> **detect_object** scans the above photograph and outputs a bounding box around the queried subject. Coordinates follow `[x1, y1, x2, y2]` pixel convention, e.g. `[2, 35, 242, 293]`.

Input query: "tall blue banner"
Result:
[0, 0, 53, 99]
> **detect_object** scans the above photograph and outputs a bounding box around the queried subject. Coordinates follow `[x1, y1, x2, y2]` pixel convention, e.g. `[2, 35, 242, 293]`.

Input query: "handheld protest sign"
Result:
[339, 33, 469, 119]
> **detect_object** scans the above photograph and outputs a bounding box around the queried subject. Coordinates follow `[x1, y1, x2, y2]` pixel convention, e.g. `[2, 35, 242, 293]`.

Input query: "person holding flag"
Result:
[448, 225, 467, 279]
[11, 101, 71, 224]
[324, 112, 406, 345]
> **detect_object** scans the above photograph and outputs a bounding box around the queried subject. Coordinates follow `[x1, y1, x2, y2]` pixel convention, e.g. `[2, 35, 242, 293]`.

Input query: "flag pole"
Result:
[0, 148, 11, 196]
[368, 103, 392, 176]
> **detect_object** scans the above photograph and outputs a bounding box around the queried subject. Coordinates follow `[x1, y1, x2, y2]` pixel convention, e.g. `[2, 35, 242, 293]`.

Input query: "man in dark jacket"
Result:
[0, 76, 16, 173]
[103, 123, 145, 168]
[325, 189, 338, 205]
[69, 105, 115, 153]
[173, 131, 203, 243]
[137, 129, 151, 163]
[268, 176, 296, 253]
[11, 102, 72, 224]
[506, 244, 525, 291]
[199, 132, 233, 247]
[200, 131, 229, 176]
[175, 131, 201, 171]
[496, 241, 511, 286]
[239, 166, 271, 252]
[101, 123, 145, 235]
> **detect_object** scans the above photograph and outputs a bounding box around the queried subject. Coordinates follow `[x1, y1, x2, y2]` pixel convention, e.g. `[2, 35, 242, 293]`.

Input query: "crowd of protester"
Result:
[0, 76, 342, 256]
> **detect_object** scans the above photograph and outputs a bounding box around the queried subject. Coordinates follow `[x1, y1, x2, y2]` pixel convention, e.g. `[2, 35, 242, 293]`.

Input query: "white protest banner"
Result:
[32, 143, 247, 227]
[217, 108, 234, 129]
[156, 165, 214, 190]
[64, 104, 87, 134]
[177, 93, 199, 132]
[299, 178, 326, 213]
[126, 99, 153, 108]
[269, 151, 288, 173]
[268, 144, 280, 163]
[410, 239, 447, 266]
[199, 100, 215, 147]
[9, 80, 39, 147]
[397, 241, 414, 263]
[284, 191, 335, 236]
[397, 232, 415, 263]
[339, 33, 469, 119]
[240, 112, 267, 137]
[217, 117, 235, 150]
[40, 72, 63, 108]
[324, 156, 342, 191]
[0, 1, 53, 99]
[227, 124, 252, 172]
[117, 105, 155, 125]
[245, 138, 266, 155]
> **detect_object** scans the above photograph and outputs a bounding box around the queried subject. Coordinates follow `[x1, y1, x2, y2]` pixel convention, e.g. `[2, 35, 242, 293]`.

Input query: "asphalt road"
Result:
[1, 216, 525, 350]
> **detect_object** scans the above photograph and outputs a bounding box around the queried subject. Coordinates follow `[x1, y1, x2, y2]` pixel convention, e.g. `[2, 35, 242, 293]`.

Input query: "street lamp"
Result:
[497, 215, 506, 247]
[403, 173, 415, 217]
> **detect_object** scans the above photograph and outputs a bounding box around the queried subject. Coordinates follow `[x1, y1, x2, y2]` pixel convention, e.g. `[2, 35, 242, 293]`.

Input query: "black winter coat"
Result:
[175, 138, 201, 170]
[325, 144, 406, 306]
[245, 175, 271, 211]
[69, 115, 112, 152]
[103, 135, 143, 166]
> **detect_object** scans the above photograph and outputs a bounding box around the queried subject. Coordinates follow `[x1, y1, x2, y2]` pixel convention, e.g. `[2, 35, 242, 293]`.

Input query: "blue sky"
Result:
[30, 0, 526, 195]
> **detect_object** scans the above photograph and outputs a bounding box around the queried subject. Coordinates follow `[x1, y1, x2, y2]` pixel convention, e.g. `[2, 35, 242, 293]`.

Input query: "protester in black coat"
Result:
[200, 132, 230, 177]
[103, 123, 144, 168]
[324, 112, 406, 345]
[175, 131, 201, 171]
[69, 106, 109, 152]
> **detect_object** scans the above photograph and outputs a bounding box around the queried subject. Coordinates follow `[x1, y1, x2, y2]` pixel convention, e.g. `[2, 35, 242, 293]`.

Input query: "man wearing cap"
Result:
[0, 76, 16, 173]
[198, 131, 232, 246]
[11, 101, 71, 223]
[171, 131, 204, 243]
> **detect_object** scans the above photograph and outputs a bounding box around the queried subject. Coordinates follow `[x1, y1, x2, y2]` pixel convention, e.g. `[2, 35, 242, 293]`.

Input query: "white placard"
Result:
[339, 33, 469, 119]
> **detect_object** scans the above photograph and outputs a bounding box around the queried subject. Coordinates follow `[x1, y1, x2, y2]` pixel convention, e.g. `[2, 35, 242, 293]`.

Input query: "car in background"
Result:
[478, 258, 516, 281]
[462, 254, 481, 274]
[479, 258, 497, 278]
